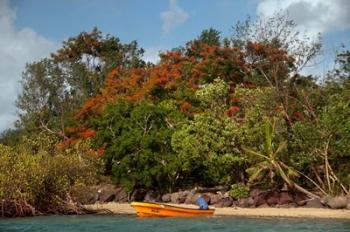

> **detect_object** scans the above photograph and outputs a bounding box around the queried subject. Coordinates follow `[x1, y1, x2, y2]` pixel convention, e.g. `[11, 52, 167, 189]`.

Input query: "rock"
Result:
[304, 198, 324, 208]
[238, 197, 254, 208]
[74, 186, 99, 204]
[326, 196, 348, 209]
[161, 193, 172, 203]
[257, 203, 269, 208]
[207, 193, 222, 205]
[253, 193, 266, 207]
[171, 191, 188, 204]
[144, 190, 159, 202]
[223, 191, 230, 198]
[266, 191, 280, 206]
[114, 187, 128, 203]
[279, 191, 294, 205]
[196, 186, 228, 193]
[231, 200, 239, 207]
[170, 192, 180, 203]
[131, 189, 147, 202]
[85, 191, 99, 204]
[189, 193, 201, 204]
[97, 184, 117, 202]
[294, 192, 307, 206]
[249, 189, 263, 198]
[71, 185, 99, 204]
[215, 197, 234, 208]
[184, 192, 194, 204]
[277, 203, 297, 208]
[179, 191, 189, 203]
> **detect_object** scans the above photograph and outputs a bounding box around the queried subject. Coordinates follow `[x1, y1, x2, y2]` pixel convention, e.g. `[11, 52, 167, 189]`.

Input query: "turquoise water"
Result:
[0, 215, 349, 232]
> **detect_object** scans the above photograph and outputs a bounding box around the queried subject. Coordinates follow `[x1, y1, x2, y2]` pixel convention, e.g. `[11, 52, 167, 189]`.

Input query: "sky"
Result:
[0, 0, 349, 132]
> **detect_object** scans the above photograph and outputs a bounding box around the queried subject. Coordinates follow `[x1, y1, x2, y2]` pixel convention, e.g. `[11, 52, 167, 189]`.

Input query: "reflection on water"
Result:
[0, 215, 349, 232]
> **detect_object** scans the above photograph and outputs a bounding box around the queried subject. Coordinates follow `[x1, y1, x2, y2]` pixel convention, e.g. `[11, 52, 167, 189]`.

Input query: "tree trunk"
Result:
[292, 182, 320, 199]
[277, 164, 320, 199]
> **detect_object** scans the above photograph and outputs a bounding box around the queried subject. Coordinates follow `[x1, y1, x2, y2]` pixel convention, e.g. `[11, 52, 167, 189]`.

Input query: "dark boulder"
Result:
[114, 187, 128, 203]
[238, 197, 255, 208]
[279, 191, 294, 205]
[266, 191, 280, 206]
[196, 186, 228, 193]
[207, 193, 222, 205]
[294, 192, 308, 206]
[74, 186, 99, 204]
[131, 189, 147, 202]
[249, 189, 263, 199]
[253, 193, 267, 207]
[215, 197, 234, 208]
[144, 190, 159, 202]
[97, 184, 117, 202]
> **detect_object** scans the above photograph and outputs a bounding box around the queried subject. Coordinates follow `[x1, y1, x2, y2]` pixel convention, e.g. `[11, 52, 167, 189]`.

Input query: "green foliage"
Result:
[16, 27, 145, 137]
[233, 85, 283, 149]
[290, 79, 350, 195]
[331, 46, 350, 81]
[171, 114, 244, 186]
[5, 18, 350, 205]
[243, 119, 299, 188]
[229, 184, 249, 199]
[197, 28, 221, 46]
[171, 81, 245, 186]
[195, 78, 229, 114]
[0, 134, 100, 216]
[93, 100, 186, 192]
[0, 128, 22, 147]
[16, 59, 67, 134]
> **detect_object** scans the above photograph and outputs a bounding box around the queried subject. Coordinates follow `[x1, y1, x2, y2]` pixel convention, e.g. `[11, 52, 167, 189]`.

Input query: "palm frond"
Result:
[248, 167, 265, 183]
[263, 119, 276, 156]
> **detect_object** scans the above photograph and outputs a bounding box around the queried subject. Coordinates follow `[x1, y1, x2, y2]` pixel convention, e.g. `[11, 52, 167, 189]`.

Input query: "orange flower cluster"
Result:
[226, 106, 241, 117]
[72, 41, 295, 142]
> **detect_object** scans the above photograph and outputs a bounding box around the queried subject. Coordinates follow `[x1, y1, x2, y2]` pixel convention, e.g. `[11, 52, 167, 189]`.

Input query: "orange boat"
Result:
[130, 202, 215, 217]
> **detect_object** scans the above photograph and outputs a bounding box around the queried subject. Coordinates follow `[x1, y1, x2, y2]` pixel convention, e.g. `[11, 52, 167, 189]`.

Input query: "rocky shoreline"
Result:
[82, 184, 350, 210]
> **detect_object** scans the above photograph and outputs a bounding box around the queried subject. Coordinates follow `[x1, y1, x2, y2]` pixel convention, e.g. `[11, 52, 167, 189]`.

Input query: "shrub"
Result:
[0, 134, 101, 217]
[229, 184, 249, 199]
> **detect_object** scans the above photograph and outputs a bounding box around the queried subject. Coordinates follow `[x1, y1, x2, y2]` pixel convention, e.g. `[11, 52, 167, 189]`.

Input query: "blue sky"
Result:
[0, 0, 349, 132]
[11, 0, 257, 50]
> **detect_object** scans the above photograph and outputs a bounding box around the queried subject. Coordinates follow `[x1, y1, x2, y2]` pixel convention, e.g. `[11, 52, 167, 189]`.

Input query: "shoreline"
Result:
[84, 203, 350, 219]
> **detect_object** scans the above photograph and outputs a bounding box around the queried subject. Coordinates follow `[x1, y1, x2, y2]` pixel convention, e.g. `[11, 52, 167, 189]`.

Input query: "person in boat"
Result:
[196, 195, 209, 210]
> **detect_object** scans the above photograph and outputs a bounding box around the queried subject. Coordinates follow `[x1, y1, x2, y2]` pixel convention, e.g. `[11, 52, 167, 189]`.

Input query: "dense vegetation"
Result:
[1, 14, 349, 216]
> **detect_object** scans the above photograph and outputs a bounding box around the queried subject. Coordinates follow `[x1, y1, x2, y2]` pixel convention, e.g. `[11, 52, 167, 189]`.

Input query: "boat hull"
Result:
[131, 202, 215, 217]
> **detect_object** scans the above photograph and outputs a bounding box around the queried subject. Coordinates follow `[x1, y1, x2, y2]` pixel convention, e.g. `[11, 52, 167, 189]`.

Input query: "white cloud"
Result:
[256, 0, 350, 78]
[257, 0, 350, 38]
[0, 0, 58, 132]
[160, 0, 189, 34]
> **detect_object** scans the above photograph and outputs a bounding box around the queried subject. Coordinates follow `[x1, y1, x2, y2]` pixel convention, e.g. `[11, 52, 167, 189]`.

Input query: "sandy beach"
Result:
[84, 203, 350, 219]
